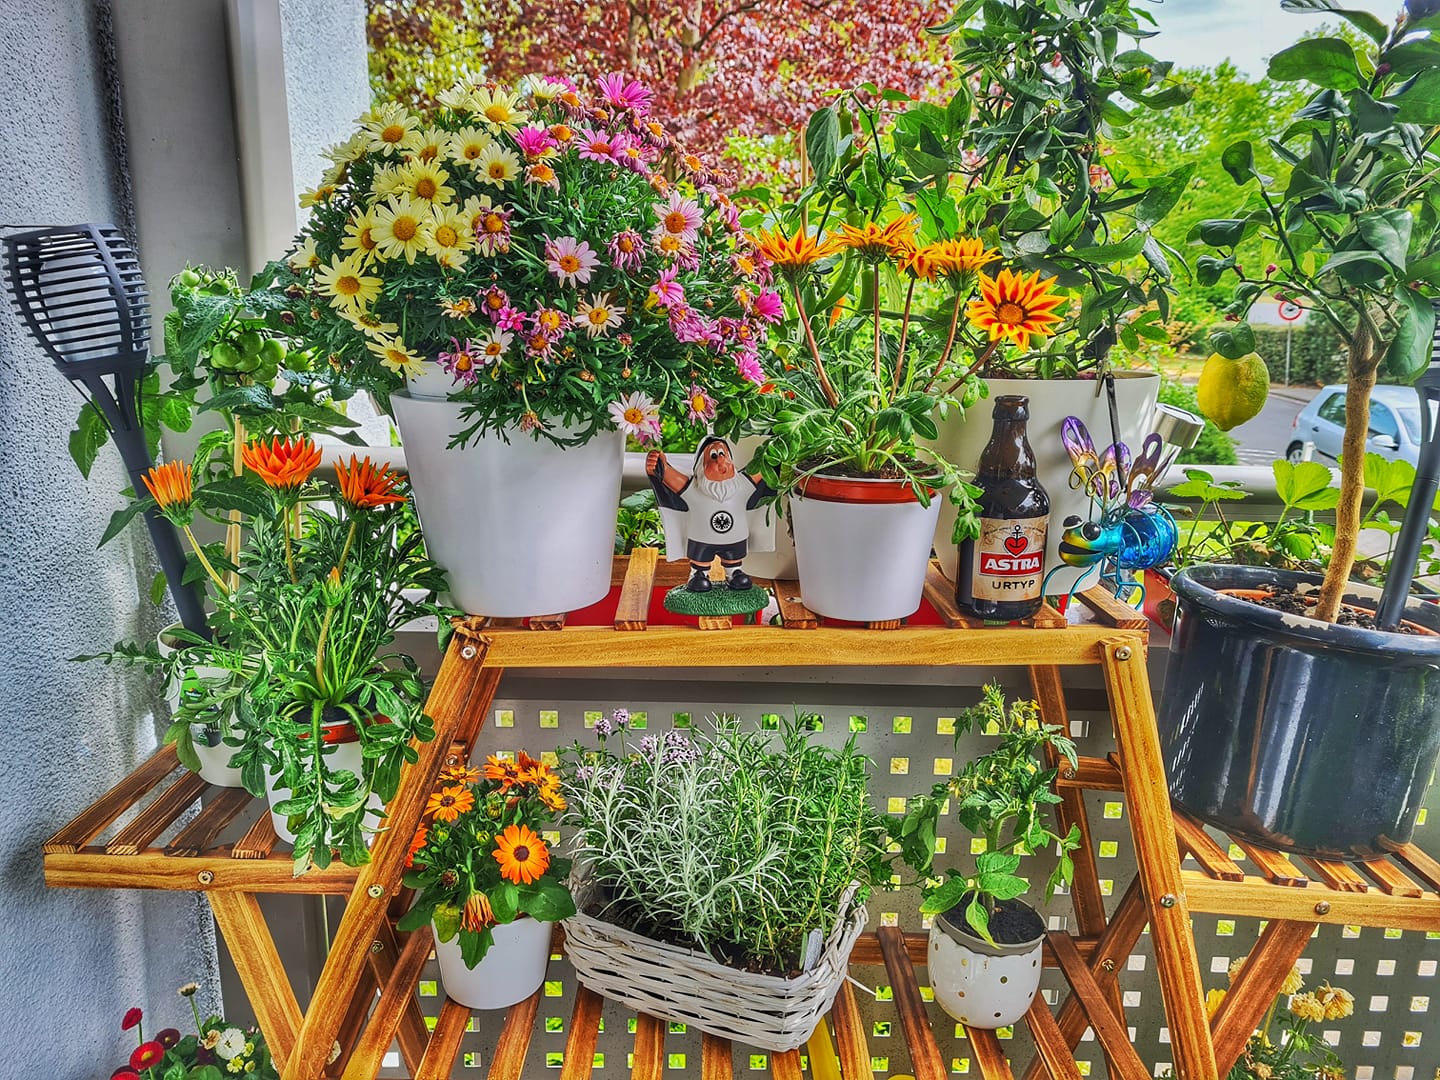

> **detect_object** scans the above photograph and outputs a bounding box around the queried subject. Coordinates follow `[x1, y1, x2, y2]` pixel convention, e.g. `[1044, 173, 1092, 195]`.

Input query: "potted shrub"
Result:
[1162, 5, 1440, 858]
[1203, 965, 1354, 1080]
[754, 92, 1076, 620]
[893, 685, 1080, 1029]
[558, 710, 891, 1051]
[398, 753, 575, 1010]
[144, 439, 450, 872]
[278, 75, 775, 617]
[111, 987, 278, 1080]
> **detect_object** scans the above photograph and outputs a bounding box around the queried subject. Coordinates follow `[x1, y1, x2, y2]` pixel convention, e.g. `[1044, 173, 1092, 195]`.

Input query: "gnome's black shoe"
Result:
[726, 569, 753, 590]
[685, 568, 713, 592]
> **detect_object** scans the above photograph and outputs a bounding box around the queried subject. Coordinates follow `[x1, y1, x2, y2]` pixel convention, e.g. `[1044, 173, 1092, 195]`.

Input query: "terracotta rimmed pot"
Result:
[1142, 567, 1177, 632]
[789, 473, 942, 622]
[265, 716, 385, 845]
[928, 899, 1045, 1030]
[1159, 564, 1440, 858]
[432, 915, 555, 1010]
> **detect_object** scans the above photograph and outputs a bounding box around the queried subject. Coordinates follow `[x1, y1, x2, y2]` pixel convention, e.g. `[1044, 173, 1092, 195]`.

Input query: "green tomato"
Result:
[210, 342, 241, 370]
[237, 330, 264, 357]
[259, 338, 288, 366]
[253, 360, 279, 383]
[177, 269, 202, 288]
[204, 280, 231, 296]
[233, 350, 261, 373]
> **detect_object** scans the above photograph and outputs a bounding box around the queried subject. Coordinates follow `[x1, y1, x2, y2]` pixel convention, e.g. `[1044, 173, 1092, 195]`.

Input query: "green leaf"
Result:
[1394, 69, 1440, 125]
[804, 106, 840, 186]
[1357, 209, 1414, 271]
[1209, 322, 1256, 360]
[1135, 164, 1196, 229]
[521, 881, 577, 922]
[98, 501, 150, 548]
[1195, 218, 1256, 249]
[1267, 38, 1363, 90]
[150, 571, 168, 606]
[1365, 452, 1416, 508]
[196, 476, 271, 517]
[1065, 232, 1148, 263]
[68, 405, 109, 479]
[1382, 40, 1440, 79]
[432, 902, 461, 942]
[1220, 141, 1256, 185]
[1385, 285, 1438, 381]
[1279, 0, 1389, 43]
[1348, 89, 1398, 133]
[460, 926, 492, 968]
[1274, 460, 1337, 511]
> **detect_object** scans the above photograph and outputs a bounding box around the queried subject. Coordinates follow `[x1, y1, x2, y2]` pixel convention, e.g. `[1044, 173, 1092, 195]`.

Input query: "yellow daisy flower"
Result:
[314, 255, 382, 311]
[322, 131, 370, 165]
[340, 209, 380, 263]
[366, 334, 427, 379]
[450, 126, 496, 170]
[473, 142, 521, 187]
[341, 308, 398, 337]
[411, 127, 452, 164]
[287, 237, 320, 272]
[422, 205, 475, 268]
[370, 165, 407, 199]
[437, 82, 476, 113]
[364, 104, 423, 155]
[298, 184, 336, 209]
[370, 196, 429, 264]
[472, 87, 529, 134]
[397, 160, 456, 206]
[526, 76, 570, 103]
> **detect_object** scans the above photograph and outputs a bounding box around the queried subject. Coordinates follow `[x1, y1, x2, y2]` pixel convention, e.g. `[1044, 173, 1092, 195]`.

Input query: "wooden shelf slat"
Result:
[1300, 857, 1371, 893]
[967, 1028, 1016, 1080]
[1022, 998, 1083, 1080]
[614, 547, 658, 630]
[770, 1049, 804, 1080]
[701, 1033, 732, 1080]
[530, 612, 567, 630]
[1172, 813, 1245, 882]
[632, 1013, 666, 1080]
[1047, 933, 1149, 1080]
[1075, 587, 1147, 629]
[877, 926, 946, 1080]
[105, 772, 208, 855]
[1360, 856, 1425, 898]
[922, 561, 980, 628]
[1391, 842, 1440, 892]
[831, 980, 874, 1080]
[43, 744, 180, 853]
[414, 999, 470, 1080]
[559, 986, 604, 1080]
[232, 811, 279, 860]
[1233, 839, 1309, 888]
[166, 785, 253, 857]
[772, 581, 818, 629]
[1053, 754, 1123, 792]
[488, 990, 542, 1080]
[341, 925, 434, 1080]
[1209, 919, 1317, 1076]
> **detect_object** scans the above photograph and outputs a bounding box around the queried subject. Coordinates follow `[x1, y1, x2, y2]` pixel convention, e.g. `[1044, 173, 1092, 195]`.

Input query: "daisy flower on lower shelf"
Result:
[365, 335, 427, 379]
[608, 391, 661, 442]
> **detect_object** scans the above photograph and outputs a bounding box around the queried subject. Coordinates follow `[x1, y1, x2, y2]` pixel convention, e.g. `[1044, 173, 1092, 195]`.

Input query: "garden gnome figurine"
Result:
[647, 436, 774, 592]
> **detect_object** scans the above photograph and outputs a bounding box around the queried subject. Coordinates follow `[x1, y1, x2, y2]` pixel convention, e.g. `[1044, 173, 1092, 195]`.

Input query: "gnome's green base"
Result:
[662, 584, 770, 618]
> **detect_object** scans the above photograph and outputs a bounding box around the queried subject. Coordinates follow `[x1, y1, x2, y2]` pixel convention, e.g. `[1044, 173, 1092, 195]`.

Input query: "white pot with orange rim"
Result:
[265, 716, 384, 845]
[789, 473, 942, 622]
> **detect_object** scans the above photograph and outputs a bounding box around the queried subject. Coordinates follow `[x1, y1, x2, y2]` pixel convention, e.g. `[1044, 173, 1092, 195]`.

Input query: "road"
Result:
[1226, 384, 1320, 466]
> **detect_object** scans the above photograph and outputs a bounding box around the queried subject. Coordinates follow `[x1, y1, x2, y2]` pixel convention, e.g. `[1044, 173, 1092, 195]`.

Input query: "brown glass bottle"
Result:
[956, 395, 1050, 620]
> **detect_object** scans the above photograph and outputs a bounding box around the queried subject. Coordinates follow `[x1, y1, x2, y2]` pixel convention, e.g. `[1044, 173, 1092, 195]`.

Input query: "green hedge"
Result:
[1158, 379, 1236, 466]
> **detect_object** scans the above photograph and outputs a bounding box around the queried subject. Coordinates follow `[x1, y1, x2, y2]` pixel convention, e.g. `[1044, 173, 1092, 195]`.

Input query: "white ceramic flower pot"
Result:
[405, 362, 458, 400]
[927, 907, 1045, 1030]
[929, 372, 1160, 594]
[734, 436, 796, 580]
[789, 476, 942, 622]
[265, 723, 381, 844]
[391, 393, 625, 617]
[157, 625, 245, 788]
[434, 916, 554, 1010]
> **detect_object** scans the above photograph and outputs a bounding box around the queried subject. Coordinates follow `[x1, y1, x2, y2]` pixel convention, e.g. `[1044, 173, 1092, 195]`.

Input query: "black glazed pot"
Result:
[1159, 564, 1440, 858]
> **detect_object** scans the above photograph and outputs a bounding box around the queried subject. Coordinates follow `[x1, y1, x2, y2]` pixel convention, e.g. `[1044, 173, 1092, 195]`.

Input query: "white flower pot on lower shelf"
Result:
[264, 721, 382, 844]
[433, 916, 555, 1010]
[927, 901, 1046, 1030]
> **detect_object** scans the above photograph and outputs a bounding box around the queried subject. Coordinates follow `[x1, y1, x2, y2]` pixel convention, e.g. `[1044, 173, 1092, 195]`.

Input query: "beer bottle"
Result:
[956, 395, 1050, 620]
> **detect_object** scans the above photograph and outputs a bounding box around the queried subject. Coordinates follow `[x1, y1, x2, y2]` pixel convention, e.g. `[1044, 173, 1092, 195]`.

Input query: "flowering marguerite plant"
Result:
[280, 75, 776, 446]
[399, 754, 575, 968]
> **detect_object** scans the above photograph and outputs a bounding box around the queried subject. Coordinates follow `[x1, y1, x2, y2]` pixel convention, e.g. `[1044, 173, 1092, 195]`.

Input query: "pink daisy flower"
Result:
[608, 229, 645, 272]
[684, 383, 716, 424]
[479, 285, 510, 321]
[735, 348, 765, 386]
[473, 201, 513, 255]
[649, 266, 684, 309]
[544, 236, 599, 287]
[608, 391, 662, 441]
[493, 305, 526, 333]
[652, 231, 699, 270]
[672, 311, 720, 348]
[597, 73, 654, 114]
[437, 338, 480, 385]
[514, 125, 557, 160]
[524, 328, 557, 360]
[752, 289, 785, 324]
[611, 132, 651, 175]
[577, 128, 618, 163]
[525, 161, 560, 190]
[530, 307, 571, 339]
[655, 190, 703, 244]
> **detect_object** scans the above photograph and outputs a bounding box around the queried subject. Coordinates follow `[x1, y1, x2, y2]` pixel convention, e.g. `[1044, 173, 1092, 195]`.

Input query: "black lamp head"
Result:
[3, 223, 150, 381]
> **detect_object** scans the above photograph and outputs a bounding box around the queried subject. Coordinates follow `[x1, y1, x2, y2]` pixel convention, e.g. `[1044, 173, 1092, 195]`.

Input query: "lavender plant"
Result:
[559, 711, 890, 974]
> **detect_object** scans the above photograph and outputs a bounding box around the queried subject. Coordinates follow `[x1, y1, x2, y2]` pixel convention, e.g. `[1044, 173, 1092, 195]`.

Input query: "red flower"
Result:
[111, 1070, 141, 1080]
[121, 1007, 143, 1031]
[130, 1041, 164, 1071]
[156, 1027, 181, 1049]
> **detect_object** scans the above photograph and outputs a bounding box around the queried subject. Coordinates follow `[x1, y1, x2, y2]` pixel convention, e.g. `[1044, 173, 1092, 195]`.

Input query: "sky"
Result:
[1144, 0, 1404, 76]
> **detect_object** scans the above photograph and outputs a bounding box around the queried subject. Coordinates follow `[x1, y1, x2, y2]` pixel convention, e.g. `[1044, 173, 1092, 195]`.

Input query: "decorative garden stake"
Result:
[648, 437, 773, 617]
[3, 223, 207, 634]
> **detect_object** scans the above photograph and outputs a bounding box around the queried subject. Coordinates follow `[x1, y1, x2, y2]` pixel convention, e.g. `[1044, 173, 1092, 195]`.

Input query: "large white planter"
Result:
[434, 916, 554, 1010]
[789, 477, 942, 622]
[392, 393, 625, 617]
[928, 907, 1045, 1030]
[929, 373, 1160, 595]
[265, 725, 381, 844]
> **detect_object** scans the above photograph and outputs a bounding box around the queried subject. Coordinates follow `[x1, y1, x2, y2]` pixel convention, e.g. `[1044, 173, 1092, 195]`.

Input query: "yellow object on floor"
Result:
[806, 1019, 842, 1080]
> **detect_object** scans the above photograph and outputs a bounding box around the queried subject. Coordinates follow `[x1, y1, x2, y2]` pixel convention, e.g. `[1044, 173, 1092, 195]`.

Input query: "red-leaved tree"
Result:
[369, 0, 953, 185]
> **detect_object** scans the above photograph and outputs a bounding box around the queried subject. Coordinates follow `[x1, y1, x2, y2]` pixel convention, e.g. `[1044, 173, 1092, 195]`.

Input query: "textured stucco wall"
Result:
[0, 1, 220, 1076]
[280, 0, 371, 198]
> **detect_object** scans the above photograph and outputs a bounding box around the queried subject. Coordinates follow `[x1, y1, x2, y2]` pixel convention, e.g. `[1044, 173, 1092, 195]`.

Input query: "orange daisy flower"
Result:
[538, 780, 567, 813]
[440, 763, 482, 785]
[966, 268, 1066, 351]
[493, 823, 550, 885]
[142, 460, 194, 517]
[832, 214, 918, 260]
[404, 824, 429, 869]
[922, 237, 999, 283]
[335, 455, 406, 509]
[241, 436, 322, 491]
[425, 784, 475, 823]
[752, 225, 836, 273]
[482, 754, 519, 791]
[462, 891, 496, 932]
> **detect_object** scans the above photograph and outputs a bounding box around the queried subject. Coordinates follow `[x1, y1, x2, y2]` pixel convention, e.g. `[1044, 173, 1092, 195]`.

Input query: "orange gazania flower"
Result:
[462, 891, 496, 932]
[832, 214, 918, 259]
[404, 824, 429, 869]
[922, 237, 999, 283]
[425, 784, 475, 823]
[440, 763, 482, 785]
[752, 225, 836, 273]
[335, 455, 406, 509]
[142, 460, 194, 516]
[966, 268, 1066, 351]
[482, 754, 519, 790]
[241, 436, 322, 491]
[538, 779, 567, 812]
[493, 823, 550, 885]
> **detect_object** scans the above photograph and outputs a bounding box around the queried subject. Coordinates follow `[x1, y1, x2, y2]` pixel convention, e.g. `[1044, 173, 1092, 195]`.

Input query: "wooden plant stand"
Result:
[43, 552, 1440, 1078]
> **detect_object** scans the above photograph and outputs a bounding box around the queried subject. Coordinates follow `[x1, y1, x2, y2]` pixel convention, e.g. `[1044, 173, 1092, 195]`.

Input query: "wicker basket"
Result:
[561, 878, 867, 1052]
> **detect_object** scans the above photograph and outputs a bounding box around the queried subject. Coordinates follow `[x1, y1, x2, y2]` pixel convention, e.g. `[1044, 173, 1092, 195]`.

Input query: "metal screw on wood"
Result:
[461, 645, 477, 660]
[197, 870, 214, 885]
[1115, 646, 1133, 661]
[370, 940, 384, 953]
[367, 884, 385, 899]
[1159, 893, 1177, 908]
[1102, 958, 1116, 972]
[1315, 900, 1332, 915]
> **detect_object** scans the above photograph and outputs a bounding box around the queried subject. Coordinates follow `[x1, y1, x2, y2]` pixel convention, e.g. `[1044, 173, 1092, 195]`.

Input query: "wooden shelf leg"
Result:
[1100, 638, 1218, 1080]
[340, 926, 435, 1080]
[285, 636, 501, 1080]
[209, 891, 303, 1075]
[1211, 919, 1318, 1074]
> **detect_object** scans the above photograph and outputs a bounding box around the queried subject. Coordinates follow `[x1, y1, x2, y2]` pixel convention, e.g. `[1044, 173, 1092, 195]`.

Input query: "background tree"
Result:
[367, 0, 954, 186]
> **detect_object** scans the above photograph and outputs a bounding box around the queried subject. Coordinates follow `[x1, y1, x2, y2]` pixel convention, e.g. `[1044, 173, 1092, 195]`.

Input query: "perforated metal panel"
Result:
[377, 662, 1440, 1078]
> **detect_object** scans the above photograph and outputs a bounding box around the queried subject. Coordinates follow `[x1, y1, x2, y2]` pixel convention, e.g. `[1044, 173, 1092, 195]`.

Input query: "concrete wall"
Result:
[280, 0, 371, 200]
[0, 1, 220, 1075]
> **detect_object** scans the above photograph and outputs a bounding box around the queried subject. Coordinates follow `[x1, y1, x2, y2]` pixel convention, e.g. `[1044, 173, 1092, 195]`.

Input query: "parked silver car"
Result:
[1286, 384, 1425, 466]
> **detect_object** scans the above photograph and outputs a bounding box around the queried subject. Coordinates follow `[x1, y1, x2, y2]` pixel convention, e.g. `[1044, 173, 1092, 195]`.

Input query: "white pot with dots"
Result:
[927, 900, 1046, 1029]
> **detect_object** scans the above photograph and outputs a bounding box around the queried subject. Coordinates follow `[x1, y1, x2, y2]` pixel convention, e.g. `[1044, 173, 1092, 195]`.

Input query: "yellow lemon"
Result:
[1196, 351, 1270, 431]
